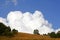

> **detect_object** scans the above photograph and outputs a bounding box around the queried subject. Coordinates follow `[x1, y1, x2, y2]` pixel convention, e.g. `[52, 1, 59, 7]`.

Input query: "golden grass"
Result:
[0, 32, 60, 40]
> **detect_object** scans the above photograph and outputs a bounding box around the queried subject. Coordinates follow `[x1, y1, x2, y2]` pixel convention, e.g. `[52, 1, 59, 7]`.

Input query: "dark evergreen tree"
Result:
[0, 23, 7, 35]
[0, 22, 18, 37]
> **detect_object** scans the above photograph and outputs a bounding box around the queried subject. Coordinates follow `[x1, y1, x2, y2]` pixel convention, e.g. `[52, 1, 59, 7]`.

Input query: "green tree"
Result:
[0, 22, 14, 37]
[0, 22, 18, 37]
[33, 29, 40, 35]
[4, 27, 11, 36]
[0, 23, 7, 35]
[48, 32, 57, 38]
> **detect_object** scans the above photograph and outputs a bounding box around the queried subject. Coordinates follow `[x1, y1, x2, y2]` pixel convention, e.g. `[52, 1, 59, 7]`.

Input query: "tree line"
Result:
[33, 29, 60, 38]
[0, 23, 18, 37]
[48, 31, 60, 38]
[0, 22, 60, 38]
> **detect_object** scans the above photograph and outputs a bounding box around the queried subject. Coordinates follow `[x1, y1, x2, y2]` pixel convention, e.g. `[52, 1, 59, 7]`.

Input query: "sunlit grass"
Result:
[0, 32, 60, 40]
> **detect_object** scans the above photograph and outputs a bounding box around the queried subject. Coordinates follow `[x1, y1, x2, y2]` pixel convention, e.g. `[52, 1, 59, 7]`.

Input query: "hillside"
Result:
[0, 32, 60, 40]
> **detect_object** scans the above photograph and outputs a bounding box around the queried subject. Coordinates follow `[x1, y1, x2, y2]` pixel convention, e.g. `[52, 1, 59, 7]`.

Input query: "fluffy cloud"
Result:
[7, 10, 54, 35]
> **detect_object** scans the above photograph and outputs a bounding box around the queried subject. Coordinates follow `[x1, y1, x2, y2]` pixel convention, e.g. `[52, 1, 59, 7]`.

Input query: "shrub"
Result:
[12, 29, 18, 34]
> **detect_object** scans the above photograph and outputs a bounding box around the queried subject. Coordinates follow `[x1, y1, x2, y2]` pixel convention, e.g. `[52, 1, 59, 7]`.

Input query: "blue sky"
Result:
[0, 0, 60, 30]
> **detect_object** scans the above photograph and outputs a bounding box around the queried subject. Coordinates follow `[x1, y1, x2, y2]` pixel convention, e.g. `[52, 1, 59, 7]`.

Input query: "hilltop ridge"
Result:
[0, 32, 60, 40]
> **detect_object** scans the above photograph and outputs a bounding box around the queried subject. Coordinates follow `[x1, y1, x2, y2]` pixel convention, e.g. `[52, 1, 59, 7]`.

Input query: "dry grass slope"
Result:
[0, 32, 60, 40]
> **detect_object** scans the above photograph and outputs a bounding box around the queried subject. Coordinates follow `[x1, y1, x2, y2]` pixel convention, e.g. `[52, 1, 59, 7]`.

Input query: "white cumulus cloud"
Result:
[7, 10, 54, 35]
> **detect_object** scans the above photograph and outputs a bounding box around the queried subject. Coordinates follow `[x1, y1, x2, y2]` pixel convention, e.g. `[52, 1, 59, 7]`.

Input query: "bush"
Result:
[12, 29, 18, 34]
[5, 32, 14, 37]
